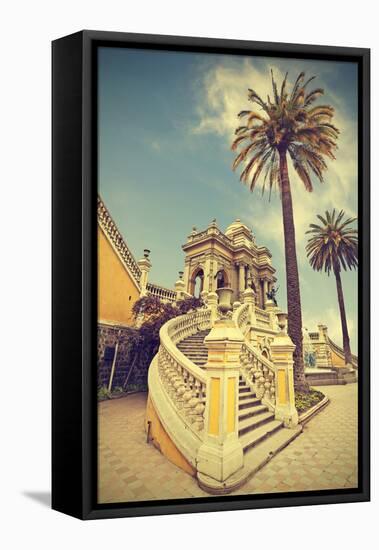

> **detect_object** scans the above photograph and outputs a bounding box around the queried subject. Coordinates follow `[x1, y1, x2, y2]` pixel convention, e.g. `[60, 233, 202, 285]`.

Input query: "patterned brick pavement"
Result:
[98, 384, 358, 503]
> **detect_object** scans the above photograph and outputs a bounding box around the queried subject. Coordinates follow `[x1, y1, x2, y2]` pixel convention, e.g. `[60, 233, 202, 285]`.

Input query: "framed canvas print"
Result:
[52, 30, 370, 520]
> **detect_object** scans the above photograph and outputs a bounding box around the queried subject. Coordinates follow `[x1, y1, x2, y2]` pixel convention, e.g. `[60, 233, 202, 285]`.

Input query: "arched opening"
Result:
[189, 267, 204, 298]
[215, 269, 229, 289]
[261, 349, 269, 360]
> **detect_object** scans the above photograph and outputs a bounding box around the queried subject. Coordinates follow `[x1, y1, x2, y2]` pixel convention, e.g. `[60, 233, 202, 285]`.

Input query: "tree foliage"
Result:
[305, 209, 358, 275]
[231, 70, 339, 197]
[126, 296, 204, 386]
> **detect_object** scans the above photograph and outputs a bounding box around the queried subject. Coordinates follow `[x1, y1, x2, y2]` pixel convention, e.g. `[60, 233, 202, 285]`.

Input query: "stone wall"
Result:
[97, 322, 148, 390]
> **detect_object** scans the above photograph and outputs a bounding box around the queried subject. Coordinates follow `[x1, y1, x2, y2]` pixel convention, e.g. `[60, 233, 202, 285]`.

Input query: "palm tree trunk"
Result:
[279, 150, 309, 393]
[334, 268, 353, 365]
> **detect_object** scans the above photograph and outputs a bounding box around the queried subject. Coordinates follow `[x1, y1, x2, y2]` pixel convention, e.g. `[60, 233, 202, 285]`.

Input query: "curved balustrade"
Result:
[156, 308, 211, 435]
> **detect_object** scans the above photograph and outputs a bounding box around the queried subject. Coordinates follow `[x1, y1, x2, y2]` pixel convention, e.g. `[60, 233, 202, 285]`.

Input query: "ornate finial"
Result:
[276, 312, 288, 334]
[178, 271, 184, 279]
[143, 249, 151, 259]
[192, 226, 197, 234]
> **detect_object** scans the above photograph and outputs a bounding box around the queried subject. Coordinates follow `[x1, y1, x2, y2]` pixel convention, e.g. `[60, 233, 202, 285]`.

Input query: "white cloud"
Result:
[192, 58, 358, 259]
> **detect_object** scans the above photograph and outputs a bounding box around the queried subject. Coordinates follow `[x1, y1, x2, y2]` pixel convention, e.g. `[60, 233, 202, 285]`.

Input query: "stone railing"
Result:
[232, 302, 250, 335]
[327, 337, 358, 368]
[187, 226, 233, 248]
[97, 196, 142, 284]
[240, 343, 276, 411]
[146, 282, 177, 303]
[255, 307, 271, 327]
[157, 308, 212, 433]
[233, 299, 298, 427]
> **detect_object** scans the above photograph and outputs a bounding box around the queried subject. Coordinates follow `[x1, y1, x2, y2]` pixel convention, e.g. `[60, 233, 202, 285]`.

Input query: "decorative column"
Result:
[203, 256, 212, 296]
[270, 313, 298, 428]
[197, 318, 244, 488]
[183, 263, 190, 294]
[263, 278, 269, 308]
[265, 299, 280, 331]
[243, 287, 257, 346]
[174, 271, 185, 301]
[207, 292, 219, 325]
[237, 262, 246, 300]
[137, 249, 152, 296]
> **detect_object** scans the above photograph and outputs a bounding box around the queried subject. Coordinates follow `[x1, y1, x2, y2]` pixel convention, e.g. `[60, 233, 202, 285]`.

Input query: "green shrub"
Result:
[98, 385, 111, 400]
[295, 389, 324, 413]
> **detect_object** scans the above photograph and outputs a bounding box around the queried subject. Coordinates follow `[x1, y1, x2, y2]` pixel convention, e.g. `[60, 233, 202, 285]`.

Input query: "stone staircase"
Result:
[176, 329, 210, 367]
[176, 329, 294, 462]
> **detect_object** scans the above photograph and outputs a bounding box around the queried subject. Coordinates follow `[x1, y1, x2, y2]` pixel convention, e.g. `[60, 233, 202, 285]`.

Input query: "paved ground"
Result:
[98, 384, 358, 503]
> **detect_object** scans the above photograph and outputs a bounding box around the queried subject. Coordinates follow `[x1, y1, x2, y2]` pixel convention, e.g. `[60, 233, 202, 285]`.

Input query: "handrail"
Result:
[240, 341, 276, 410]
[232, 302, 250, 335]
[327, 336, 358, 367]
[147, 282, 177, 302]
[159, 310, 209, 384]
[156, 308, 212, 434]
[234, 301, 276, 410]
[255, 307, 271, 326]
[97, 196, 142, 284]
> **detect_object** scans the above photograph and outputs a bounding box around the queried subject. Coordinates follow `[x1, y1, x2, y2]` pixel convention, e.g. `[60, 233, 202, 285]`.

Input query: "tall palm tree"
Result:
[306, 209, 358, 365]
[231, 71, 339, 392]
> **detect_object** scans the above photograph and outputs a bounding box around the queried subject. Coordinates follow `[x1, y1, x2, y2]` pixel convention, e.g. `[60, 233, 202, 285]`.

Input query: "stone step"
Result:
[177, 348, 208, 354]
[240, 420, 283, 453]
[179, 354, 207, 362]
[238, 404, 268, 421]
[177, 350, 208, 356]
[239, 392, 256, 401]
[238, 411, 275, 437]
[177, 344, 207, 349]
[239, 386, 250, 393]
[239, 397, 261, 410]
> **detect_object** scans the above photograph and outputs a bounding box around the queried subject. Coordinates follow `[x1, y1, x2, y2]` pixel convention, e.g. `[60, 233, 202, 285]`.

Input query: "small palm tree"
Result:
[306, 210, 358, 365]
[232, 71, 339, 392]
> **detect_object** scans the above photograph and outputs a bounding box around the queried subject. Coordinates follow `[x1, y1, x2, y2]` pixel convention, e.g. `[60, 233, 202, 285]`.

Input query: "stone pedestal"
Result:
[265, 300, 280, 331]
[174, 277, 186, 301]
[137, 255, 152, 296]
[207, 292, 219, 325]
[271, 330, 298, 428]
[197, 319, 244, 483]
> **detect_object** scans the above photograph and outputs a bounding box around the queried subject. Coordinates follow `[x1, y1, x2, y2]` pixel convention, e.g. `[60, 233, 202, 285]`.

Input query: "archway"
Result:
[215, 269, 229, 289]
[189, 267, 204, 298]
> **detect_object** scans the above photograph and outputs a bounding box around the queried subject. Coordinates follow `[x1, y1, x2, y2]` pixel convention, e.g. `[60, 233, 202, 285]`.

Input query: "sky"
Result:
[98, 46, 358, 353]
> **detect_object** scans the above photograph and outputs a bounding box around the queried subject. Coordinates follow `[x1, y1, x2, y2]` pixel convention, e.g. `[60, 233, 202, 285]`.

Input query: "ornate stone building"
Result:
[182, 219, 277, 308]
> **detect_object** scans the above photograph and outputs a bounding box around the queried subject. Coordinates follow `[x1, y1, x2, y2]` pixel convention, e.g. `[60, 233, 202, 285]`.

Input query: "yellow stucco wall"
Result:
[145, 395, 196, 477]
[98, 226, 140, 326]
[330, 348, 346, 367]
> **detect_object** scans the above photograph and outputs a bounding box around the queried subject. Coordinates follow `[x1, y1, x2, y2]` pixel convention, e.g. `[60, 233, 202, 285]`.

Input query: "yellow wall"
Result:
[330, 348, 346, 367]
[98, 226, 140, 326]
[145, 395, 196, 476]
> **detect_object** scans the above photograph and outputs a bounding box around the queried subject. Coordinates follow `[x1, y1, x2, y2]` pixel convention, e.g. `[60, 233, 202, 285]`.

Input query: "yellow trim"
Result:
[209, 378, 220, 435]
[227, 377, 236, 433]
[277, 370, 287, 405]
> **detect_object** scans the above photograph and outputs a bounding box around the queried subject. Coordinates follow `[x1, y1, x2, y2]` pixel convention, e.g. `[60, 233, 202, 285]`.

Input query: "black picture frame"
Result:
[52, 30, 370, 520]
